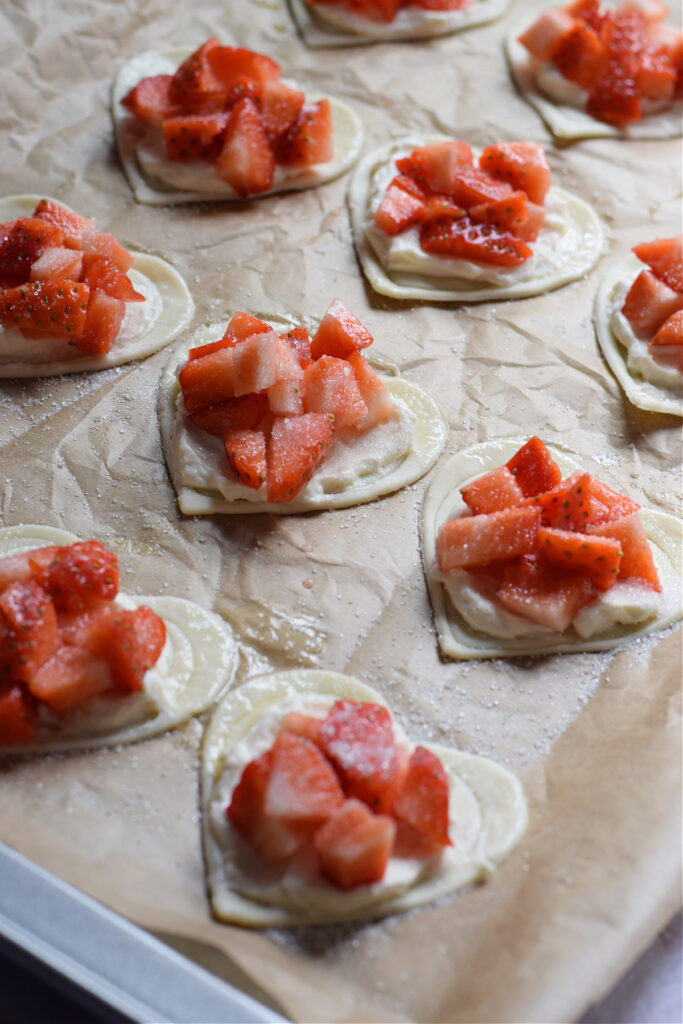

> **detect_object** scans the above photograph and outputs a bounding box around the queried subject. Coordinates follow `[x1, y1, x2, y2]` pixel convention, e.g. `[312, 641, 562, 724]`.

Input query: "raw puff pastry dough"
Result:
[0, 195, 194, 378]
[594, 251, 683, 418]
[158, 314, 447, 515]
[349, 137, 605, 302]
[112, 48, 364, 205]
[202, 669, 528, 926]
[421, 439, 683, 660]
[287, 0, 510, 47]
[506, 5, 683, 142]
[0, 524, 236, 753]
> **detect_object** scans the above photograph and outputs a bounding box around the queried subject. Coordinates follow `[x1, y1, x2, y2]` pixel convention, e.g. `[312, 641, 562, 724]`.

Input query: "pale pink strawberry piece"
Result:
[314, 798, 396, 890]
[496, 558, 596, 632]
[29, 247, 83, 283]
[461, 465, 525, 515]
[303, 355, 367, 428]
[232, 331, 281, 396]
[436, 506, 541, 572]
[346, 352, 395, 432]
[264, 730, 344, 829]
[518, 8, 576, 61]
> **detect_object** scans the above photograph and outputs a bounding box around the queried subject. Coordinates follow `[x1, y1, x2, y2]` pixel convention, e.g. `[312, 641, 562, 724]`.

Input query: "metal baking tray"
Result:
[0, 840, 288, 1023]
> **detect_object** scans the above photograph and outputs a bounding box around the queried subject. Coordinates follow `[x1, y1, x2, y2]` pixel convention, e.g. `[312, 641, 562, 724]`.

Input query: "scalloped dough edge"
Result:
[202, 669, 528, 926]
[158, 315, 447, 515]
[593, 252, 683, 418]
[287, 0, 510, 47]
[0, 195, 194, 377]
[421, 439, 683, 660]
[348, 137, 605, 302]
[0, 524, 236, 753]
[112, 48, 364, 205]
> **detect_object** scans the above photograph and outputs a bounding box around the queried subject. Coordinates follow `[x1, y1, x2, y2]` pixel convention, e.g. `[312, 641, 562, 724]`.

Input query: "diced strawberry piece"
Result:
[168, 38, 226, 107]
[188, 393, 269, 437]
[81, 254, 144, 302]
[478, 142, 551, 206]
[29, 247, 83, 283]
[310, 299, 374, 360]
[82, 231, 134, 273]
[436, 506, 541, 572]
[275, 100, 333, 168]
[616, 0, 668, 22]
[421, 196, 466, 225]
[283, 326, 312, 369]
[551, 21, 607, 90]
[586, 14, 645, 126]
[589, 511, 661, 590]
[420, 215, 533, 268]
[264, 731, 344, 828]
[346, 351, 395, 432]
[0, 683, 35, 744]
[530, 472, 639, 532]
[632, 236, 683, 294]
[0, 581, 60, 683]
[224, 429, 267, 489]
[511, 201, 546, 242]
[392, 745, 452, 847]
[279, 712, 323, 746]
[374, 177, 426, 237]
[103, 605, 166, 693]
[314, 798, 396, 890]
[179, 348, 236, 414]
[0, 280, 89, 338]
[537, 527, 622, 590]
[566, 0, 610, 30]
[162, 112, 229, 161]
[56, 604, 112, 649]
[303, 355, 367, 428]
[227, 750, 306, 862]
[650, 309, 683, 347]
[461, 465, 525, 515]
[469, 191, 530, 233]
[231, 330, 281, 396]
[318, 699, 400, 814]
[207, 45, 280, 90]
[187, 337, 235, 362]
[46, 541, 119, 614]
[215, 98, 275, 198]
[497, 558, 596, 631]
[0, 217, 64, 288]
[260, 78, 306, 137]
[637, 47, 677, 100]
[395, 141, 474, 195]
[268, 378, 304, 416]
[74, 290, 125, 355]
[28, 646, 114, 713]
[267, 412, 334, 503]
[447, 167, 516, 209]
[226, 311, 272, 340]
[32, 198, 96, 249]
[518, 8, 576, 61]
[0, 548, 58, 591]
[621, 269, 683, 337]
[223, 75, 263, 109]
[506, 437, 563, 497]
[121, 74, 182, 127]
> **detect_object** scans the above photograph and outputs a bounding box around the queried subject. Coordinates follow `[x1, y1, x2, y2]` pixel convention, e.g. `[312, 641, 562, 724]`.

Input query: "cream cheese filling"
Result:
[202, 670, 528, 927]
[421, 439, 683, 660]
[349, 137, 605, 302]
[0, 524, 236, 753]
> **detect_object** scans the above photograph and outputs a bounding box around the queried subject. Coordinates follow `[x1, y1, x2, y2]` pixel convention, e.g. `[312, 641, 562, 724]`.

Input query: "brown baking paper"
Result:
[0, 1, 681, 1021]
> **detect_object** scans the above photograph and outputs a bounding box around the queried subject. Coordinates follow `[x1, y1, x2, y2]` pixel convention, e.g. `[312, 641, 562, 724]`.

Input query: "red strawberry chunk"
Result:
[512, 201, 547, 243]
[302, 355, 367, 428]
[0, 217, 64, 288]
[566, 0, 610, 31]
[395, 141, 474, 195]
[478, 142, 551, 206]
[436, 506, 541, 572]
[0, 581, 60, 683]
[447, 167, 516, 209]
[29, 247, 83, 283]
[374, 176, 426, 237]
[531, 472, 639, 532]
[621, 269, 683, 338]
[32, 198, 95, 249]
[121, 74, 182, 127]
[310, 299, 374, 360]
[264, 730, 344, 828]
[0, 547, 59, 592]
[469, 191, 530, 234]
[637, 47, 677, 101]
[283, 325, 313, 369]
[0, 683, 35, 744]
[46, 541, 119, 613]
[28, 646, 114, 713]
[187, 335, 238, 362]
[74, 291, 125, 355]
[537, 527, 622, 590]
[81, 254, 144, 302]
[314, 798, 396, 890]
[650, 309, 683, 347]
[497, 558, 596, 631]
[632, 236, 683, 294]
[275, 100, 333, 168]
[421, 196, 466, 225]
[551, 21, 607, 91]
[168, 38, 226, 107]
[346, 351, 395, 432]
[224, 429, 267, 489]
[226, 311, 272, 340]
[279, 712, 323, 746]
[461, 465, 524, 515]
[518, 8, 576, 61]
[506, 437, 563, 497]
[103, 605, 166, 693]
[215, 98, 275, 198]
[392, 745, 452, 847]
[227, 750, 306, 862]
[260, 78, 306, 137]
[188, 393, 269, 438]
[589, 511, 661, 590]
[207, 46, 281, 90]
[267, 412, 334, 503]
[586, 14, 645, 126]
[162, 112, 229, 161]
[0, 280, 89, 338]
[82, 231, 134, 273]
[318, 699, 400, 814]
[420, 215, 532, 267]
[179, 347, 236, 413]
